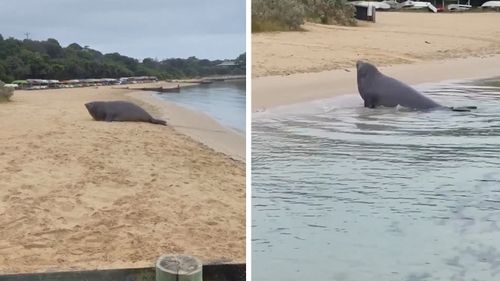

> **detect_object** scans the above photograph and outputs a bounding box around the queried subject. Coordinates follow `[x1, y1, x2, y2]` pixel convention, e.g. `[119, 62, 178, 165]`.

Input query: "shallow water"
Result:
[156, 80, 245, 133]
[252, 77, 500, 281]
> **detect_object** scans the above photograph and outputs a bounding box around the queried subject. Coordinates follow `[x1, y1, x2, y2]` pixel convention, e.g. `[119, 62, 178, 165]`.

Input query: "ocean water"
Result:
[252, 77, 500, 281]
[156, 80, 246, 133]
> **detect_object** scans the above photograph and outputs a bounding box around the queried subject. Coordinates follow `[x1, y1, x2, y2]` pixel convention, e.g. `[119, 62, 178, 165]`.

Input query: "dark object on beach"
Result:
[356, 61, 476, 111]
[85, 101, 167, 125]
[139, 86, 180, 93]
[160, 85, 181, 93]
[353, 5, 376, 22]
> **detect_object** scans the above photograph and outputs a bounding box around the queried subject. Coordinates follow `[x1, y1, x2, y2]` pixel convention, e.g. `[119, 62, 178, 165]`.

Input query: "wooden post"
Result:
[155, 255, 202, 281]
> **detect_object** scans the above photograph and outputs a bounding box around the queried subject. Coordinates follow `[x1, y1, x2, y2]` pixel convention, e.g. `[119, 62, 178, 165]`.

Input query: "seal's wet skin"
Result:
[356, 61, 476, 111]
[85, 101, 167, 125]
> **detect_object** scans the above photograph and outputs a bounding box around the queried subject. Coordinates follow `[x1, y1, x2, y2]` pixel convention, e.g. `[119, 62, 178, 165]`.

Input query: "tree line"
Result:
[0, 34, 245, 83]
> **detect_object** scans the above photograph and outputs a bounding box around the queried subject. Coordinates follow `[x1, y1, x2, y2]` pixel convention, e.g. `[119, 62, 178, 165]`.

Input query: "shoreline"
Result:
[127, 90, 246, 162]
[68, 81, 245, 161]
[252, 54, 500, 112]
[252, 12, 500, 111]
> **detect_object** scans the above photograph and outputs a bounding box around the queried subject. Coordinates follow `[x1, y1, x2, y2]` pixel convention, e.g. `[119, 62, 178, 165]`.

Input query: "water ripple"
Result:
[252, 77, 500, 281]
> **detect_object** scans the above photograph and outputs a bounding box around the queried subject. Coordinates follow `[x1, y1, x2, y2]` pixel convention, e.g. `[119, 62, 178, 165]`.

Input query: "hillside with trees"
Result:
[0, 34, 245, 83]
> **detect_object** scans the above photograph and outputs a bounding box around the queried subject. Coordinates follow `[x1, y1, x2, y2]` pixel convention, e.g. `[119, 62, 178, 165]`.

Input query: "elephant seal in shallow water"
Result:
[85, 101, 167, 125]
[356, 61, 476, 111]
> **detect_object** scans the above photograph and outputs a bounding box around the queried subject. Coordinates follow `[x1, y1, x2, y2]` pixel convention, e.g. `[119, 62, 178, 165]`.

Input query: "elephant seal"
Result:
[85, 101, 167, 125]
[356, 61, 476, 111]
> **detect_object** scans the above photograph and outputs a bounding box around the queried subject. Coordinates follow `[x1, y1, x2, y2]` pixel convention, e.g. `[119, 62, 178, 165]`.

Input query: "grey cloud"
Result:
[0, 0, 245, 60]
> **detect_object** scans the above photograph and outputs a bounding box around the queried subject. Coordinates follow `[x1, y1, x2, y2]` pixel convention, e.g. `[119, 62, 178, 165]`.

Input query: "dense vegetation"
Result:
[0, 34, 245, 82]
[0, 81, 14, 102]
[252, 0, 355, 32]
[306, 0, 357, 25]
[252, 0, 306, 31]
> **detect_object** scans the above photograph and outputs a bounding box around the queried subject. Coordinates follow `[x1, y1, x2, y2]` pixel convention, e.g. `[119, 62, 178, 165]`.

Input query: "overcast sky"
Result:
[0, 0, 245, 60]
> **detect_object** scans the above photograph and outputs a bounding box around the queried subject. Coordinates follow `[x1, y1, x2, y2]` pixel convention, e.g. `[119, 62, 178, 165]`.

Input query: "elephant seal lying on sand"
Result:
[85, 101, 167, 125]
[356, 61, 476, 112]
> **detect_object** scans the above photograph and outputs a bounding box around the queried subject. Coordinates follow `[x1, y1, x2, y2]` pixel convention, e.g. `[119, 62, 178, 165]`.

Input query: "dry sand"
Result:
[252, 12, 500, 110]
[253, 12, 500, 77]
[0, 84, 245, 273]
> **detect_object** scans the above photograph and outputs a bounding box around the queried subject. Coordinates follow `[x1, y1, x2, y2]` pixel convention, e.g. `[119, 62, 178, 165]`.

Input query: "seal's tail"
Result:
[150, 118, 167, 126]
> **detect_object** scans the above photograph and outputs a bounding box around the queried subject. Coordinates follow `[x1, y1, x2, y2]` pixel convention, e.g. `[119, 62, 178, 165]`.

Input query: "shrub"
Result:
[252, 0, 356, 32]
[305, 0, 357, 26]
[0, 81, 14, 102]
[252, 0, 306, 32]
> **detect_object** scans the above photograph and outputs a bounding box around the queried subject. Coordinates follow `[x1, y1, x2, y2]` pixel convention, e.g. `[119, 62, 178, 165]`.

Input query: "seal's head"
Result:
[356, 60, 379, 80]
[84, 101, 105, 121]
[356, 61, 380, 101]
[84, 102, 94, 111]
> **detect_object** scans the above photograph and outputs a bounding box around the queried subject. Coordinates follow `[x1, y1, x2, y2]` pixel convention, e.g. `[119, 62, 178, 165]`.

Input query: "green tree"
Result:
[0, 36, 245, 81]
[235, 53, 246, 71]
[44, 38, 63, 58]
[5, 56, 30, 78]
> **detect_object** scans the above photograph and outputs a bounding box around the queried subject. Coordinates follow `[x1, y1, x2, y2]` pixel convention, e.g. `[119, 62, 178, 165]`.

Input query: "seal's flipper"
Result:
[150, 118, 167, 126]
[364, 96, 378, 108]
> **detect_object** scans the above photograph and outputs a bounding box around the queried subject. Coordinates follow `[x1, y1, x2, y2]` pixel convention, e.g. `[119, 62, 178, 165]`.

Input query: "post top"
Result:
[156, 255, 202, 275]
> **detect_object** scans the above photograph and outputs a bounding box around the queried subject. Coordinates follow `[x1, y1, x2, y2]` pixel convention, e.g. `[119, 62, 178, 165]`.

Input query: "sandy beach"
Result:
[253, 12, 500, 110]
[129, 90, 245, 162]
[0, 84, 245, 273]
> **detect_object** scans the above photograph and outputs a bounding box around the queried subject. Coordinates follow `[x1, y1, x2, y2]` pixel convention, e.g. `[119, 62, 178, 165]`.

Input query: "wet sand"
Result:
[0, 84, 245, 273]
[253, 55, 500, 111]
